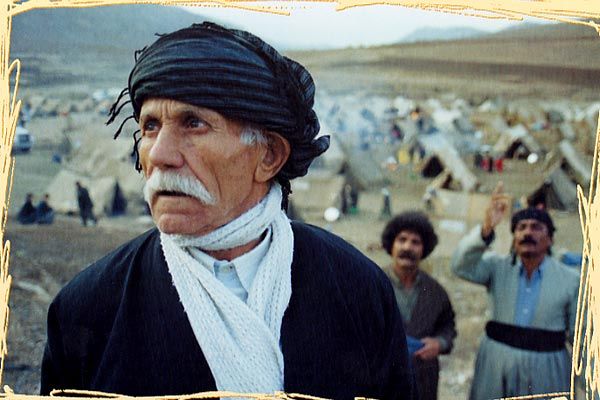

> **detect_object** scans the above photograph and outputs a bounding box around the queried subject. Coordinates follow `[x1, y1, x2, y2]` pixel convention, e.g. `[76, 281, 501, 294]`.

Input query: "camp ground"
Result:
[45, 136, 145, 217]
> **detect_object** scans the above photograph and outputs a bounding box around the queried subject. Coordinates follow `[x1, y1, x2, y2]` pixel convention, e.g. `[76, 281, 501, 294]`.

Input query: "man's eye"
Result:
[143, 120, 159, 131]
[186, 117, 206, 129]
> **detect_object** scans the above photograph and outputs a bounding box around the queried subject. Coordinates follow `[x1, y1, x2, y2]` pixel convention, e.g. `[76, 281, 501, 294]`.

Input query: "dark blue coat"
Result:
[41, 222, 415, 399]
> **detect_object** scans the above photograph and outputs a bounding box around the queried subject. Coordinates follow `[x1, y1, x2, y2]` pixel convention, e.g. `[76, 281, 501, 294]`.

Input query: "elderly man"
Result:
[451, 182, 580, 400]
[40, 22, 414, 400]
[382, 211, 456, 400]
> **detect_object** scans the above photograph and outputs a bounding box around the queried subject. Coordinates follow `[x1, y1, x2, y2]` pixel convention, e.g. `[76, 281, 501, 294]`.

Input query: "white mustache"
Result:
[143, 170, 216, 205]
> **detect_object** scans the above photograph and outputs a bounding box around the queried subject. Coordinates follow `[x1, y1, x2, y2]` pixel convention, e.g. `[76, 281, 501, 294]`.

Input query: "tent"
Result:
[335, 139, 387, 190]
[45, 136, 145, 216]
[526, 140, 591, 211]
[506, 102, 545, 126]
[290, 172, 346, 214]
[493, 124, 543, 159]
[558, 123, 576, 141]
[528, 168, 579, 211]
[417, 134, 479, 192]
[544, 139, 591, 190]
[45, 170, 120, 216]
[423, 171, 495, 219]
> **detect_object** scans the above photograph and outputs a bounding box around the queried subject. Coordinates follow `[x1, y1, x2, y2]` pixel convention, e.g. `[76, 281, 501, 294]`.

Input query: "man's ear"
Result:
[255, 132, 291, 183]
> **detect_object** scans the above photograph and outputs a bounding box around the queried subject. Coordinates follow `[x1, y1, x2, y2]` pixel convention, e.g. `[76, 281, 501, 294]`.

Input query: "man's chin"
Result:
[154, 213, 222, 237]
[396, 261, 418, 272]
[155, 215, 197, 236]
[518, 250, 540, 259]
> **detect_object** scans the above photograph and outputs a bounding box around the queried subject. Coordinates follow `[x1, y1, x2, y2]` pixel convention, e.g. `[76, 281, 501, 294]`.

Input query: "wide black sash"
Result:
[485, 320, 565, 352]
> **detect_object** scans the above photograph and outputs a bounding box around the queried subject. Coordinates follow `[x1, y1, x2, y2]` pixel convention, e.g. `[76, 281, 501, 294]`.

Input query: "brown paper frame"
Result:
[2, 1, 599, 399]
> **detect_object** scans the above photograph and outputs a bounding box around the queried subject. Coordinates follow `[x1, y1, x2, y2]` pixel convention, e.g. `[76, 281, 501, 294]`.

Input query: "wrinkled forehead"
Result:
[139, 98, 225, 121]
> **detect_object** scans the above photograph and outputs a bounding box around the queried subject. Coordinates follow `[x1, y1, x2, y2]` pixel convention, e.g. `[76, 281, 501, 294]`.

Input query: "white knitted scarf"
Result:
[160, 183, 293, 394]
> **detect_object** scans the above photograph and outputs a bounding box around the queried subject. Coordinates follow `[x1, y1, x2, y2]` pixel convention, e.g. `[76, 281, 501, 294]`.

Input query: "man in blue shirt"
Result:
[451, 182, 580, 400]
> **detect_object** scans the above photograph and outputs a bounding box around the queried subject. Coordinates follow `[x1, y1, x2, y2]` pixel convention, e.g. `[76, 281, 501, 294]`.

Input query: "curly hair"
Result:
[381, 211, 438, 259]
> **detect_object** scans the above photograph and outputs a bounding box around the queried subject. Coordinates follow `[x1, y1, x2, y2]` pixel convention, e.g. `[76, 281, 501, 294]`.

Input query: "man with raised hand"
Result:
[451, 182, 580, 400]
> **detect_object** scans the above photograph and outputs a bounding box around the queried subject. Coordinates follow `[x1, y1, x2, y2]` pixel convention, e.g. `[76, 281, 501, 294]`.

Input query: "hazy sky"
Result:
[183, 3, 539, 50]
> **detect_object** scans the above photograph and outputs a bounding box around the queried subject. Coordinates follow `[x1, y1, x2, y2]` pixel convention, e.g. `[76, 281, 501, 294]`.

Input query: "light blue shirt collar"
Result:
[231, 228, 271, 293]
[187, 228, 272, 301]
[518, 256, 548, 279]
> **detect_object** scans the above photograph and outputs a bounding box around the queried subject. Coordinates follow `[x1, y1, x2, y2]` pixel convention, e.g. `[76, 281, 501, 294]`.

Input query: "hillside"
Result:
[11, 5, 210, 54]
[10, 5, 218, 88]
[288, 22, 600, 100]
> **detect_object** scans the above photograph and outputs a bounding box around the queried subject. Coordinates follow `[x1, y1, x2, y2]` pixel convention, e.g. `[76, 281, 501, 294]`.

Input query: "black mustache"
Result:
[519, 236, 537, 245]
[397, 251, 418, 261]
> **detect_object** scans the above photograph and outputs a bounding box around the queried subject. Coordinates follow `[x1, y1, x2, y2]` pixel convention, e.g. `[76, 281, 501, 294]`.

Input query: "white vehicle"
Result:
[13, 126, 33, 153]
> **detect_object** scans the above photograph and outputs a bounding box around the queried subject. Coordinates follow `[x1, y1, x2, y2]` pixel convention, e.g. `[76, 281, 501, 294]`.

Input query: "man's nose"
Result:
[520, 225, 536, 237]
[148, 127, 184, 169]
[400, 241, 413, 251]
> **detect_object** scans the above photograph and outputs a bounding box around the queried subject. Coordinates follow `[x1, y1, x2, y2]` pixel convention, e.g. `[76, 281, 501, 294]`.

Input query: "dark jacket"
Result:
[41, 222, 415, 399]
[77, 186, 93, 211]
[387, 270, 456, 400]
[17, 200, 37, 224]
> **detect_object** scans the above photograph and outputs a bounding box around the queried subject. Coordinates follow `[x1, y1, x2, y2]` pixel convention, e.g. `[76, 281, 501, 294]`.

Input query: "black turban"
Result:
[381, 211, 438, 259]
[511, 208, 556, 238]
[108, 21, 329, 192]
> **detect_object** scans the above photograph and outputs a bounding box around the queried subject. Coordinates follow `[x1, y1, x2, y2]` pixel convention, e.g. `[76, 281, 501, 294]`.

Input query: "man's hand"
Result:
[482, 181, 511, 238]
[414, 337, 441, 360]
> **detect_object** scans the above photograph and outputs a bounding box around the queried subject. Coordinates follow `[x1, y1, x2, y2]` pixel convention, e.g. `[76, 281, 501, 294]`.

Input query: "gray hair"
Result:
[240, 125, 268, 146]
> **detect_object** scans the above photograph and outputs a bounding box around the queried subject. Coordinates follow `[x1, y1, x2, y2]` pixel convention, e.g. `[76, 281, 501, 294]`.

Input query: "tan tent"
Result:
[290, 171, 346, 215]
[526, 140, 591, 211]
[493, 124, 543, 159]
[528, 167, 579, 211]
[45, 170, 118, 215]
[544, 140, 592, 189]
[45, 136, 145, 216]
[423, 171, 500, 219]
[417, 134, 479, 192]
